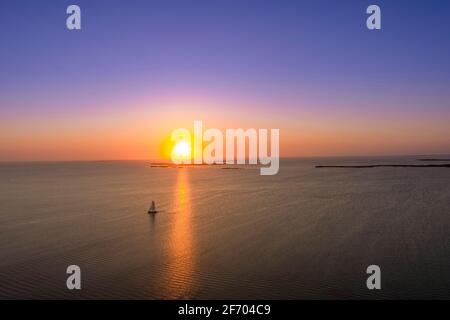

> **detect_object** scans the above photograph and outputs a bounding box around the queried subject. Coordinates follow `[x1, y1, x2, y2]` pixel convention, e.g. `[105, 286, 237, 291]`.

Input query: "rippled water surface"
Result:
[0, 157, 449, 299]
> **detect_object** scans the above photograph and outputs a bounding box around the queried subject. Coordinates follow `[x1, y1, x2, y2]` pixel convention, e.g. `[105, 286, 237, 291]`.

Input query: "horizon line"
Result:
[1, 153, 450, 164]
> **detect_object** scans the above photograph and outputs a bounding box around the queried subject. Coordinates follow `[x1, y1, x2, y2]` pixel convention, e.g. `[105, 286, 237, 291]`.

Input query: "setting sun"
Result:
[172, 140, 191, 162]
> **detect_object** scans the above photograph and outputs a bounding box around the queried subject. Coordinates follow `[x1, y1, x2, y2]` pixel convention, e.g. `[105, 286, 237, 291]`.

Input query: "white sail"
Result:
[149, 201, 156, 212]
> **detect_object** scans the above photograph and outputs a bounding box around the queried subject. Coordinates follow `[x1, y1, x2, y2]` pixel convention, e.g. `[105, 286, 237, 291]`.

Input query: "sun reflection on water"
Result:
[163, 170, 195, 298]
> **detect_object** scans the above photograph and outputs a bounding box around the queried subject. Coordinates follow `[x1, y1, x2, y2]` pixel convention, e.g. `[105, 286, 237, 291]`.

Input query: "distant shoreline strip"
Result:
[316, 164, 450, 168]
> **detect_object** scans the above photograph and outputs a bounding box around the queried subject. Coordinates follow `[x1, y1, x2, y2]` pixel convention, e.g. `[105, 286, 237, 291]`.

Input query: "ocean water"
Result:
[0, 157, 449, 299]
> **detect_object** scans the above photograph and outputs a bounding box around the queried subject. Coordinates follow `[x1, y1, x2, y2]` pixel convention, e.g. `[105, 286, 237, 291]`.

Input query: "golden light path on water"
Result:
[162, 169, 195, 298]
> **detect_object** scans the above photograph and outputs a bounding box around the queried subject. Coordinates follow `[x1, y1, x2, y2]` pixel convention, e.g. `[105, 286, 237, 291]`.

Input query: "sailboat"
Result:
[148, 200, 158, 214]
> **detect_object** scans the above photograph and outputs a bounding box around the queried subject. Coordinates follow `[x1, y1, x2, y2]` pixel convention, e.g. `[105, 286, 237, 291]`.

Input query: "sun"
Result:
[172, 140, 191, 162]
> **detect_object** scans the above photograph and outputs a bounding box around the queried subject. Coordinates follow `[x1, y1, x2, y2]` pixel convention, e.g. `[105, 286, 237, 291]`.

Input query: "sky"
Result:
[0, 0, 449, 161]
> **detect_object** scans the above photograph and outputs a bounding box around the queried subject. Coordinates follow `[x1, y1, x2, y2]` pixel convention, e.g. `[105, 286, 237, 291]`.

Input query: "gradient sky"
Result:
[1, 0, 449, 160]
